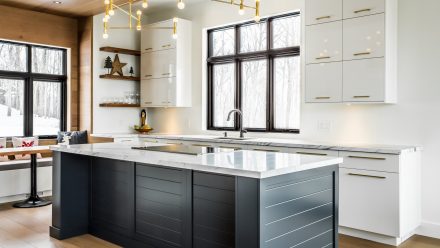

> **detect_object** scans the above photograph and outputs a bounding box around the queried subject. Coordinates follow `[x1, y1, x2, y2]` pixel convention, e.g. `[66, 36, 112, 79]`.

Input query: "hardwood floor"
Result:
[0, 203, 439, 248]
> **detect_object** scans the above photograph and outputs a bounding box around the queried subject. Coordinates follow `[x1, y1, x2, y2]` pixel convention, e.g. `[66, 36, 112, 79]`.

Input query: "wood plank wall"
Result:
[78, 17, 93, 135]
[0, 5, 79, 131]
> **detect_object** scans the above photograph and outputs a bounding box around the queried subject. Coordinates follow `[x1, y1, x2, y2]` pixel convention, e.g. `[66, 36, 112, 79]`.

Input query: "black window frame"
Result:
[207, 12, 301, 133]
[0, 40, 68, 139]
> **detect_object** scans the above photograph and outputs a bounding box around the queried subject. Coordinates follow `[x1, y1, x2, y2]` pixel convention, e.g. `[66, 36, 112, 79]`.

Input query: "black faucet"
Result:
[226, 109, 247, 138]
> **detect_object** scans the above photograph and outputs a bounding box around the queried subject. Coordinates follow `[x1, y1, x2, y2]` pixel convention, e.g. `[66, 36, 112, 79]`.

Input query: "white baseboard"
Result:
[0, 190, 52, 205]
[416, 221, 440, 239]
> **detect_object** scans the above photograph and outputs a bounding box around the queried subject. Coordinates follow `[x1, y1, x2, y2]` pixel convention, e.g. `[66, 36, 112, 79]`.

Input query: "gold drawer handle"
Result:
[296, 152, 328, 156]
[354, 52, 371, 56]
[162, 73, 171, 75]
[348, 155, 386, 160]
[348, 173, 386, 179]
[253, 148, 280, 152]
[145, 74, 152, 77]
[353, 96, 370, 99]
[145, 48, 153, 51]
[354, 8, 372, 14]
[316, 56, 331, 60]
[162, 44, 172, 48]
[315, 97, 331, 100]
[144, 101, 152, 104]
[316, 15, 331, 21]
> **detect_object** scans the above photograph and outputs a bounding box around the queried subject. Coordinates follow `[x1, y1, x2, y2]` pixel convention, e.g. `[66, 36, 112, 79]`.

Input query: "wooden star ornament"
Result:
[110, 54, 127, 76]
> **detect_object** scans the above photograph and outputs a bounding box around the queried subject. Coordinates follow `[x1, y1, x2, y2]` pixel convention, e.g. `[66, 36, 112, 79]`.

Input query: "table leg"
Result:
[13, 154, 52, 208]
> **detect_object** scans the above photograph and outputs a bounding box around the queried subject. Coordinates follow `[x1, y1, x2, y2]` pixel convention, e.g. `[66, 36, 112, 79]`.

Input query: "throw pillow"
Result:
[12, 137, 41, 160]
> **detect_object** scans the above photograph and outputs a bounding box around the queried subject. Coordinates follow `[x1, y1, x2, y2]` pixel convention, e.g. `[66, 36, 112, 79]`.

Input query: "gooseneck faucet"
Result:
[227, 109, 247, 138]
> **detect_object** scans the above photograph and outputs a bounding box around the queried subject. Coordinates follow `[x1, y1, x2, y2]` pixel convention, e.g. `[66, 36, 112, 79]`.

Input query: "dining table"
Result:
[0, 146, 52, 208]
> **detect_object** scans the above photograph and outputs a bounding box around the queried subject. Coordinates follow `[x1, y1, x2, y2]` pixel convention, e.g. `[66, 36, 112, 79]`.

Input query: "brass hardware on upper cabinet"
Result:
[145, 75, 152, 77]
[354, 8, 372, 14]
[316, 15, 331, 21]
[348, 173, 386, 179]
[296, 152, 328, 156]
[144, 101, 153, 104]
[354, 52, 371, 56]
[219, 146, 242, 150]
[353, 96, 371, 99]
[162, 44, 172, 48]
[348, 155, 386, 160]
[315, 97, 331, 100]
[253, 148, 280, 152]
[162, 73, 171, 76]
[145, 48, 153, 51]
[316, 56, 331, 60]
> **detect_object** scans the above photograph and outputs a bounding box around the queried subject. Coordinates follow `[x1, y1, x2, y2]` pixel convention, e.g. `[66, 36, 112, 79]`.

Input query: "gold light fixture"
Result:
[212, 0, 261, 22]
[103, 0, 181, 40]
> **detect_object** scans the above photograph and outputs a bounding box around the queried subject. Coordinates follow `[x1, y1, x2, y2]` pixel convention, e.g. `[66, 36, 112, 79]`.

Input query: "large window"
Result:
[207, 13, 301, 133]
[0, 40, 67, 138]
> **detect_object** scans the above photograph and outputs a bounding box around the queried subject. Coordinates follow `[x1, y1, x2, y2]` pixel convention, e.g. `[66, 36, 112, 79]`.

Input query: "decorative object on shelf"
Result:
[104, 56, 113, 74]
[129, 66, 134, 76]
[100, 47, 141, 56]
[134, 109, 153, 133]
[110, 54, 127, 76]
[100, 91, 140, 107]
[99, 74, 140, 81]
[212, 0, 261, 22]
[102, 0, 181, 40]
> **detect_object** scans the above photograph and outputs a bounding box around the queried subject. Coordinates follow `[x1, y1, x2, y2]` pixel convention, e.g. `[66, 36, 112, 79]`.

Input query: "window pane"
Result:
[0, 42, 27, 72]
[32, 47, 64, 75]
[240, 22, 267, 53]
[212, 28, 235, 57]
[272, 15, 301, 49]
[0, 79, 24, 136]
[242, 60, 267, 128]
[213, 64, 235, 128]
[33, 81, 61, 135]
[274, 56, 300, 130]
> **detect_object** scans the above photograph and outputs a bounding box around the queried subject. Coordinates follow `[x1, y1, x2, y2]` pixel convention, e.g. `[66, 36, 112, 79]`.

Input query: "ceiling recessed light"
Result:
[53, 1, 62, 4]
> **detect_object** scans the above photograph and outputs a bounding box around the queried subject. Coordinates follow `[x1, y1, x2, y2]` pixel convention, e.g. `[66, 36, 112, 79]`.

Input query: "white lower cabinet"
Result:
[339, 168, 399, 237]
[306, 62, 343, 103]
[343, 58, 385, 102]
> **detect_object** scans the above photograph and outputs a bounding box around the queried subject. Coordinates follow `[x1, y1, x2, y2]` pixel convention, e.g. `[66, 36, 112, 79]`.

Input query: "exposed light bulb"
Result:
[173, 33, 178, 39]
[104, 0, 110, 4]
[137, 25, 142, 31]
[142, 2, 148, 8]
[103, 33, 109, 39]
[238, 8, 245, 15]
[173, 17, 179, 23]
[103, 17, 108, 22]
[105, 14, 110, 20]
[254, 15, 261, 22]
[137, 10, 142, 15]
[109, 9, 115, 15]
[177, 0, 185, 9]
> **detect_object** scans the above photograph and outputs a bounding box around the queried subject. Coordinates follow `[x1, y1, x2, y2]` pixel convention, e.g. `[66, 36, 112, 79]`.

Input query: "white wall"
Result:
[92, 13, 141, 133]
[145, 0, 440, 235]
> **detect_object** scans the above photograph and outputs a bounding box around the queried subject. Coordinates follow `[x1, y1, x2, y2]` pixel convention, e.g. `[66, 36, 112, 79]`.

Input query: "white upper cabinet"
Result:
[306, 62, 343, 103]
[141, 19, 176, 52]
[343, 14, 385, 61]
[343, 0, 385, 19]
[306, 21, 343, 64]
[306, 0, 342, 25]
[141, 18, 192, 108]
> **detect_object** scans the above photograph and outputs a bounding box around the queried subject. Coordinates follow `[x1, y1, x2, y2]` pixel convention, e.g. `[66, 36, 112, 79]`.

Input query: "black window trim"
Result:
[0, 39, 68, 139]
[207, 12, 301, 133]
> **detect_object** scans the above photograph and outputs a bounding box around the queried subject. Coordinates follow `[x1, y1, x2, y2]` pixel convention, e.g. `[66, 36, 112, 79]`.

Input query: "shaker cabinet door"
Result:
[306, 0, 342, 25]
[306, 62, 342, 103]
[343, 58, 385, 102]
[306, 21, 343, 64]
[343, 0, 385, 19]
[343, 14, 385, 61]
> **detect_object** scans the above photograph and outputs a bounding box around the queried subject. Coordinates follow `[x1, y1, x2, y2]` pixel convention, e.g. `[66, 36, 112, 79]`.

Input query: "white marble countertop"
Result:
[51, 142, 343, 179]
[91, 133, 422, 155]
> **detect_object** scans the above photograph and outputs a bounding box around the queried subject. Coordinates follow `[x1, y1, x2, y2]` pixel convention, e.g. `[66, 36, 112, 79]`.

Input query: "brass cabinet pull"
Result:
[145, 74, 152, 77]
[316, 15, 331, 21]
[161, 101, 171, 104]
[296, 152, 328, 156]
[192, 144, 210, 147]
[354, 52, 371, 56]
[348, 173, 386, 179]
[162, 44, 172, 48]
[348, 155, 386, 160]
[219, 146, 241, 150]
[354, 8, 372, 14]
[162, 73, 171, 75]
[353, 96, 371, 99]
[145, 48, 153, 51]
[316, 56, 331, 60]
[253, 148, 280, 152]
[315, 97, 331, 100]
[144, 101, 153, 104]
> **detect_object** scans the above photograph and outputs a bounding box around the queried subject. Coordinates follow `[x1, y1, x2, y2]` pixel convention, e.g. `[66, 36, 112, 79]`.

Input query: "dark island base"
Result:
[50, 151, 339, 248]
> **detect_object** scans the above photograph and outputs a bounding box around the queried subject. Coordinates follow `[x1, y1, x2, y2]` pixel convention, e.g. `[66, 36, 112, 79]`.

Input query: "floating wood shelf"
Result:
[100, 46, 141, 56]
[99, 103, 140, 108]
[100, 74, 140, 81]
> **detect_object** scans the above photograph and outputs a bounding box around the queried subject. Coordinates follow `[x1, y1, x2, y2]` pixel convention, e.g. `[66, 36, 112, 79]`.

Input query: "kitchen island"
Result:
[50, 142, 342, 248]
